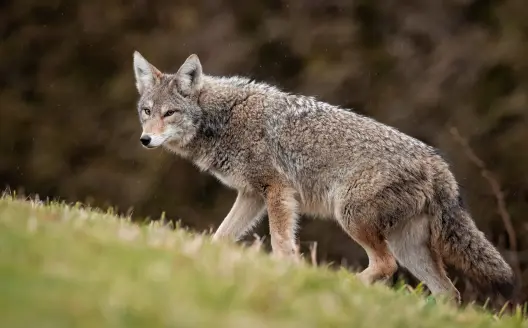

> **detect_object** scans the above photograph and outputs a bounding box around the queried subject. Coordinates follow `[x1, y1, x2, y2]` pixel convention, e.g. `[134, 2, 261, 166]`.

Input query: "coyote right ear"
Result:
[133, 51, 162, 94]
[175, 54, 203, 96]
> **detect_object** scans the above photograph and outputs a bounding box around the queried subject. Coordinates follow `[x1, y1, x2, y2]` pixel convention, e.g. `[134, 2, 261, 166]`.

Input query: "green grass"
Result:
[0, 197, 526, 328]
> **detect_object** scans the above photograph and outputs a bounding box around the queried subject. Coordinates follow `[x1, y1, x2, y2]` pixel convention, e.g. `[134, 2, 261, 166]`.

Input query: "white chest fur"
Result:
[210, 170, 252, 192]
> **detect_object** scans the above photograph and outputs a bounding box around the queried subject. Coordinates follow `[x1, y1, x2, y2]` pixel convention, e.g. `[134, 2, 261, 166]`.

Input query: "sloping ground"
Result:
[0, 197, 525, 328]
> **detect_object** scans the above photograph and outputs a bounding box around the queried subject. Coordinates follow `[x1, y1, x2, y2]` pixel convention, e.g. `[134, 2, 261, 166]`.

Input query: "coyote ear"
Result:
[175, 54, 203, 96]
[133, 51, 162, 94]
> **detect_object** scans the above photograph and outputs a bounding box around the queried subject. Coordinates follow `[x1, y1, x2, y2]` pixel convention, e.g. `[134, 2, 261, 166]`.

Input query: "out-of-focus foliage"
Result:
[1, 0, 527, 303]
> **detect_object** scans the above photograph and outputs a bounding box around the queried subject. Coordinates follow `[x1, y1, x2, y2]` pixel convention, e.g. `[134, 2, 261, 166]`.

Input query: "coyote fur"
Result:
[132, 51, 515, 302]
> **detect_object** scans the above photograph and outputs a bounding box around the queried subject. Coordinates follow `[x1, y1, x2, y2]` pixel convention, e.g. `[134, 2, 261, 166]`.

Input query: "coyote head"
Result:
[133, 52, 203, 149]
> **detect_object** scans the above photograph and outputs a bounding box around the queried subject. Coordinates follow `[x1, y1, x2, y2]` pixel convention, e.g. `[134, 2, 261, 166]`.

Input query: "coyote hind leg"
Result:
[338, 214, 398, 284]
[387, 215, 460, 303]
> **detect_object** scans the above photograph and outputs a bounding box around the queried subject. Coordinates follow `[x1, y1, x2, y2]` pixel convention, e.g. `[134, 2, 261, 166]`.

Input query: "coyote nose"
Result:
[140, 135, 151, 146]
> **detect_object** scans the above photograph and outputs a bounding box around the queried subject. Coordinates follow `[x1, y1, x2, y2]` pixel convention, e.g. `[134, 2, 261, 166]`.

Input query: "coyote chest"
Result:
[210, 169, 253, 192]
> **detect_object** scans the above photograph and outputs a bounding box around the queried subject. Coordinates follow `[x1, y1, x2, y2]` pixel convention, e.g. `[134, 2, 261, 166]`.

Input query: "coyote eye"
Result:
[142, 108, 151, 116]
[164, 110, 176, 117]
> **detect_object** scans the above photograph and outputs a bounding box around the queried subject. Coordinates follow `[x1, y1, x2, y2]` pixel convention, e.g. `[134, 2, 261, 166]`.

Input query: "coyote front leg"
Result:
[266, 185, 299, 259]
[213, 192, 266, 242]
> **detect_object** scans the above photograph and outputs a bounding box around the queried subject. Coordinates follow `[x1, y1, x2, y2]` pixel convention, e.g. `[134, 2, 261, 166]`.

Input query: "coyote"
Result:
[132, 51, 514, 302]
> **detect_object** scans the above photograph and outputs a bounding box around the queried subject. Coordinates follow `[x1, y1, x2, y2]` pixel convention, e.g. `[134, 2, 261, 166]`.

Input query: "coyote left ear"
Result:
[175, 54, 203, 96]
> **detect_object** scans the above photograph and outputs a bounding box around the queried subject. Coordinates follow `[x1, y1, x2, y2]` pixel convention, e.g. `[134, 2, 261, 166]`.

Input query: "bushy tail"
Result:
[432, 205, 515, 299]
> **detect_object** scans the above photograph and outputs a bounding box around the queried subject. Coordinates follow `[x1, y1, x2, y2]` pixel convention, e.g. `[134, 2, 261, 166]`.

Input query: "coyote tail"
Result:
[432, 203, 515, 299]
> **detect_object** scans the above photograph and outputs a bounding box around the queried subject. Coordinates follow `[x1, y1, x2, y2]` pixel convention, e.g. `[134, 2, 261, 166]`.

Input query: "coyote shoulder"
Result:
[133, 52, 515, 302]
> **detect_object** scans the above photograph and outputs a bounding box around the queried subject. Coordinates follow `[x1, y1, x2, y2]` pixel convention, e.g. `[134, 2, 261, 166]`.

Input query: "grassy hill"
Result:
[0, 196, 526, 328]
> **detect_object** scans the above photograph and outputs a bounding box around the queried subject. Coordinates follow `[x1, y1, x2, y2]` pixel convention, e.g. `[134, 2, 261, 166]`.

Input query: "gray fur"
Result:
[133, 52, 515, 303]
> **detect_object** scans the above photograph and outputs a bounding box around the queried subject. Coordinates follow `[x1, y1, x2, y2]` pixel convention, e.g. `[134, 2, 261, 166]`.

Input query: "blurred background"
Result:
[1, 0, 527, 304]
